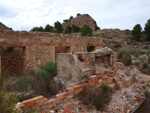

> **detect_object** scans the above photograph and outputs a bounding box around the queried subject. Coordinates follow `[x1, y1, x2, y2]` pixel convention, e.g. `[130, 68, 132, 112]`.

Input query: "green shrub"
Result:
[77, 84, 113, 111]
[144, 90, 150, 97]
[127, 50, 137, 55]
[95, 25, 100, 31]
[65, 26, 72, 34]
[117, 52, 124, 62]
[81, 25, 93, 36]
[15, 77, 30, 91]
[122, 53, 132, 66]
[0, 92, 18, 113]
[139, 56, 147, 63]
[37, 61, 58, 95]
[72, 24, 80, 32]
[37, 61, 58, 80]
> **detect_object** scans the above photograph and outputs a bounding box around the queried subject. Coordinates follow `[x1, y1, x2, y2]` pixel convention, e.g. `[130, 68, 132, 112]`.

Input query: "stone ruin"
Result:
[56, 47, 117, 87]
[0, 30, 102, 75]
[0, 30, 148, 113]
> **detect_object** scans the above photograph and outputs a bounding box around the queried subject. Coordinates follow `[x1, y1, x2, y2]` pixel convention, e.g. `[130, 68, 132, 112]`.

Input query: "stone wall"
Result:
[0, 30, 102, 74]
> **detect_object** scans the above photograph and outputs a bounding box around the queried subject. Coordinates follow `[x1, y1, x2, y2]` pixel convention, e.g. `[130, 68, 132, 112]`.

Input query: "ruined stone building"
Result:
[0, 30, 102, 75]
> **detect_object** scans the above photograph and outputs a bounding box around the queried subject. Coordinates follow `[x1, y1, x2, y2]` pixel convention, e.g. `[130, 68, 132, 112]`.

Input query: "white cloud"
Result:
[0, 0, 150, 31]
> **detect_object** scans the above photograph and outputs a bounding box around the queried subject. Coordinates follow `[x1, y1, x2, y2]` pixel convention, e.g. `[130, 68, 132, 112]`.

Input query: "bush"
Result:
[81, 25, 93, 36]
[65, 26, 72, 34]
[117, 52, 124, 62]
[127, 50, 137, 55]
[15, 77, 31, 91]
[144, 90, 150, 97]
[0, 92, 18, 113]
[72, 24, 80, 32]
[95, 25, 100, 31]
[117, 52, 132, 65]
[37, 61, 58, 95]
[77, 84, 113, 111]
[30, 26, 44, 32]
[122, 53, 132, 66]
[76, 13, 81, 17]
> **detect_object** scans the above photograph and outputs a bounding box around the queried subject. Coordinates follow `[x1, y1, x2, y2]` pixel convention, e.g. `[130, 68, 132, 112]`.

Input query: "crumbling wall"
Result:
[15, 65, 141, 113]
[56, 47, 116, 88]
[0, 30, 102, 73]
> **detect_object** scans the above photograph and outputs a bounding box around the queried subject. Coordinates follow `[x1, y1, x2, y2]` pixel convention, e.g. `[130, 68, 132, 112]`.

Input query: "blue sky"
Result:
[0, 0, 150, 31]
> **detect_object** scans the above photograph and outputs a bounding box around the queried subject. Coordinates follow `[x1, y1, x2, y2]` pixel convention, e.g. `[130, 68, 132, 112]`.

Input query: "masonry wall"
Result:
[0, 30, 102, 73]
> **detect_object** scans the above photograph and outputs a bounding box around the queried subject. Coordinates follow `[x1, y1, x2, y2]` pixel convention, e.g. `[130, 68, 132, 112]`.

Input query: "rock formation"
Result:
[62, 14, 97, 31]
[0, 22, 11, 30]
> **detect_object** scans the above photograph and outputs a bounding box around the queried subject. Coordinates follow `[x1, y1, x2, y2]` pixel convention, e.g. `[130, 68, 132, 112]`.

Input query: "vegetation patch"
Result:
[77, 84, 113, 111]
[0, 92, 18, 113]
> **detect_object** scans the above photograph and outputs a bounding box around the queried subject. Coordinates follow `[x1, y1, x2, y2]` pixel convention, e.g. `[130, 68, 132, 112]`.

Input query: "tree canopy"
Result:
[54, 21, 63, 33]
[144, 19, 150, 40]
[45, 24, 54, 32]
[31, 26, 44, 32]
[132, 24, 142, 41]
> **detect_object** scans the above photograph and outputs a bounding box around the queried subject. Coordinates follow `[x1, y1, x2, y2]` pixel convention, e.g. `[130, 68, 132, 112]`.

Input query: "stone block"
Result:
[22, 99, 34, 106]
[66, 87, 74, 92]
[55, 93, 65, 99]
[73, 85, 83, 90]
[33, 95, 44, 103]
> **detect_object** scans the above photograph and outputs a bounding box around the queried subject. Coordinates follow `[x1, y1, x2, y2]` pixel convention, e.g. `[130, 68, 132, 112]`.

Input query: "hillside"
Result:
[93, 29, 150, 75]
[0, 22, 11, 30]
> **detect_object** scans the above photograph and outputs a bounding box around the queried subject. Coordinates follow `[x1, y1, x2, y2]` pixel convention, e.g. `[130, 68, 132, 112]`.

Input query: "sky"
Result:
[0, 0, 150, 31]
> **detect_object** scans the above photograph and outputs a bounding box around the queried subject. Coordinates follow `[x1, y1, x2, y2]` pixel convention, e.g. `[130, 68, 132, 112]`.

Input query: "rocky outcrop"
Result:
[62, 14, 97, 31]
[0, 22, 11, 30]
